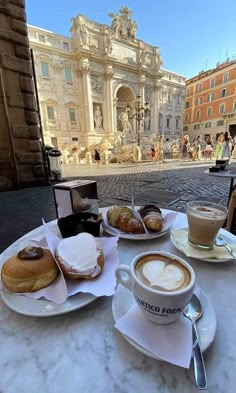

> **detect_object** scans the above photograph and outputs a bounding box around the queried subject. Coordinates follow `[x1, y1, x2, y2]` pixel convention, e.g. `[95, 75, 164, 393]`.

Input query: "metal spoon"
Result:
[183, 294, 207, 390]
[214, 235, 236, 259]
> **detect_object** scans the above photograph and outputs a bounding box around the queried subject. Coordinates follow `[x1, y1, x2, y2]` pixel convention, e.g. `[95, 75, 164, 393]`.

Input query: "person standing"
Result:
[182, 135, 189, 160]
[150, 144, 155, 160]
[221, 131, 231, 159]
[94, 146, 100, 164]
[215, 132, 224, 159]
[205, 136, 214, 160]
[155, 135, 164, 163]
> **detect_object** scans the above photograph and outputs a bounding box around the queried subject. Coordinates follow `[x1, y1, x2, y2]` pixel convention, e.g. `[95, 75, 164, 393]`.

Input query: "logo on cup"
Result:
[135, 296, 183, 317]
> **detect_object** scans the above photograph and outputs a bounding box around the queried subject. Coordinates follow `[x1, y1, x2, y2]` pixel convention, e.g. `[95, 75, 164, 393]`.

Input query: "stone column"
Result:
[79, 58, 94, 136]
[153, 82, 161, 133]
[104, 65, 114, 136]
[139, 75, 145, 137]
[0, 0, 46, 190]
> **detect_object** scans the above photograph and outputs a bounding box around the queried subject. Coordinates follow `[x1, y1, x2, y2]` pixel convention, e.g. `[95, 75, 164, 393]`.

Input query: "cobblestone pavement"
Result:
[1, 159, 234, 253]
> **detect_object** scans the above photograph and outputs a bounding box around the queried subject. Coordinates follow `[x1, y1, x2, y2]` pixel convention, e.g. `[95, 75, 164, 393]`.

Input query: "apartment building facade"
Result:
[28, 7, 186, 151]
[183, 59, 236, 141]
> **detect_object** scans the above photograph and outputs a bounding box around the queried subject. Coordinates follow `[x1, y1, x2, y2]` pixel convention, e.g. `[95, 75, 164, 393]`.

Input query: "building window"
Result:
[223, 72, 229, 83]
[217, 120, 224, 126]
[219, 103, 225, 113]
[167, 91, 171, 103]
[198, 83, 203, 93]
[196, 110, 200, 119]
[46, 106, 55, 120]
[185, 114, 189, 121]
[38, 34, 46, 43]
[185, 101, 190, 108]
[196, 97, 202, 105]
[64, 67, 72, 82]
[205, 122, 211, 128]
[186, 88, 190, 97]
[41, 62, 50, 78]
[72, 137, 78, 142]
[175, 118, 180, 129]
[176, 93, 181, 104]
[69, 108, 76, 122]
[220, 88, 227, 98]
[183, 126, 188, 131]
[63, 41, 69, 50]
[166, 117, 171, 129]
[207, 93, 214, 102]
[210, 78, 215, 88]
[168, 74, 172, 80]
[194, 124, 200, 130]
[207, 107, 212, 116]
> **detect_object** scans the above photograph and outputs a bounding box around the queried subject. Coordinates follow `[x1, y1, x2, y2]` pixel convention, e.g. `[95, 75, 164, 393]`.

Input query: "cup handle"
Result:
[115, 265, 133, 291]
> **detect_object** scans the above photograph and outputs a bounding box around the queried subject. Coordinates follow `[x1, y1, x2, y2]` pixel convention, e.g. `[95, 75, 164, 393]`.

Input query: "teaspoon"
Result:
[183, 294, 207, 390]
[214, 235, 236, 259]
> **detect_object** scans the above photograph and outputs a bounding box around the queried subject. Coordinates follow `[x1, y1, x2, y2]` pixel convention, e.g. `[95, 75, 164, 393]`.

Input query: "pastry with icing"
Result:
[55, 233, 105, 279]
[1, 246, 59, 292]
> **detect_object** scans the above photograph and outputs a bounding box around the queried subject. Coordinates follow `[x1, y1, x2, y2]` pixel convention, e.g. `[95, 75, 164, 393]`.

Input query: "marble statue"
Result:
[108, 7, 138, 40]
[119, 112, 135, 144]
[94, 105, 103, 129]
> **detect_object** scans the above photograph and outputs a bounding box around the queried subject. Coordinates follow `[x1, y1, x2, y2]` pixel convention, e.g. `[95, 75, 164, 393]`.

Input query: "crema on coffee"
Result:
[135, 254, 191, 292]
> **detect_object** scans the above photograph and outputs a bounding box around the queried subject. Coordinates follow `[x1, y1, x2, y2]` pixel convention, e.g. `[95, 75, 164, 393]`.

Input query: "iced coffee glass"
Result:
[187, 201, 228, 250]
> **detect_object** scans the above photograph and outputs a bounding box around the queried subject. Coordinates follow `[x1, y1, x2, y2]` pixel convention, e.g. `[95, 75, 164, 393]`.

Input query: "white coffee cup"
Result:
[115, 251, 195, 324]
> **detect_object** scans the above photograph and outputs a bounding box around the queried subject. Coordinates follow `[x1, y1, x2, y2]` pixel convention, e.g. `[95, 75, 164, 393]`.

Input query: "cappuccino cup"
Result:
[187, 201, 227, 250]
[115, 251, 195, 325]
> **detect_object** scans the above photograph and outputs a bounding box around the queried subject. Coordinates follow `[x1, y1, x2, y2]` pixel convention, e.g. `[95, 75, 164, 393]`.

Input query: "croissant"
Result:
[138, 205, 163, 232]
[107, 206, 144, 234]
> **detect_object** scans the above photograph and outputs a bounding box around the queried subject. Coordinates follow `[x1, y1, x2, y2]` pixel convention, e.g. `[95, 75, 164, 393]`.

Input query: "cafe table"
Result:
[204, 167, 236, 204]
[0, 208, 236, 393]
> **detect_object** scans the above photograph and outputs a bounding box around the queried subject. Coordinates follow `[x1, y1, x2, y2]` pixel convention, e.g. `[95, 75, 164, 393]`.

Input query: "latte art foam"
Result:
[135, 254, 191, 292]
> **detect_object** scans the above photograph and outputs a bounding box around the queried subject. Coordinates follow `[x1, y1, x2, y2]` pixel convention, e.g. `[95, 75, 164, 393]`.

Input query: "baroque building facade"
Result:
[184, 59, 236, 141]
[28, 7, 186, 152]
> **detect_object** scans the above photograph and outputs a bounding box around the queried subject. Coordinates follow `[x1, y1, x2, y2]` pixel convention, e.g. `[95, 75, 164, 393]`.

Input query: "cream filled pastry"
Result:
[135, 255, 191, 292]
[55, 233, 105, 279]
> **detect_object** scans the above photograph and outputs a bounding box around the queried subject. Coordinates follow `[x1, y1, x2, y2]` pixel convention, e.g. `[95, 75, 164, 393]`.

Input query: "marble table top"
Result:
[0, 209, 236, 393]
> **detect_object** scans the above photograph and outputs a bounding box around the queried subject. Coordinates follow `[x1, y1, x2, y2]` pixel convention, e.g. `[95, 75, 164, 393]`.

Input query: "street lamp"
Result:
[125, 94, 150, 146]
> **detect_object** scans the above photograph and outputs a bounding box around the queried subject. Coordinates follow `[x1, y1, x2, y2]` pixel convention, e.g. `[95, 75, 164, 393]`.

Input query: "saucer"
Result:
[171, 228, 234, 263]
[112, 284, 217, 360]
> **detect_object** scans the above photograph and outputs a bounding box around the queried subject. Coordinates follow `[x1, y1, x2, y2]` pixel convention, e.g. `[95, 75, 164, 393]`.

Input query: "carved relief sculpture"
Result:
[91, 76, 103, 94]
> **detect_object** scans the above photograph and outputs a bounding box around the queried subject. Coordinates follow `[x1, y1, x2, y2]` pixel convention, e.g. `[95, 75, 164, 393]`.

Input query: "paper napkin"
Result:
[115, 304, 192, 368]
[172, 229, 236, 260]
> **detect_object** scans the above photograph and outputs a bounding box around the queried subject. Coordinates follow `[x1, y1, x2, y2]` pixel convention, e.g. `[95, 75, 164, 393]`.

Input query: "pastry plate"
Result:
[171, 228, 234, 263]
[0, 290, 97, 317]
[112, 284, 217, 360]
[102, 209, 177, 240]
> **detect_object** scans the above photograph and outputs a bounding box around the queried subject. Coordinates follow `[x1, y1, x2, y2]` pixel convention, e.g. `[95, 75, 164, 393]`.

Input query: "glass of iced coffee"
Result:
[187, 201, 228, 250]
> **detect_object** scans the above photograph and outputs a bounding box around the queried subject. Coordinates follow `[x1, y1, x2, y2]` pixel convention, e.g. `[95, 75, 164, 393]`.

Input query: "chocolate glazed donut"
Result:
[1, 246, 59, 293]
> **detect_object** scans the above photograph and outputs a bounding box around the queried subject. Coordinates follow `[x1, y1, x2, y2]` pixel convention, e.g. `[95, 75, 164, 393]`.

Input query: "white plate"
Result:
[112, 284, 217, 360]
[0, 290, 97, 317]
[171, 229, 233, 263]
[102, 210, 176, 240]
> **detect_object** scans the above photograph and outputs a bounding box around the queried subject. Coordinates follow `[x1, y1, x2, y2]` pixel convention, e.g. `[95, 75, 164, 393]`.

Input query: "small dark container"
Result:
[58, 213, 101, 238]
[216, 159, 229, 171]
[209, 166, 220, 172]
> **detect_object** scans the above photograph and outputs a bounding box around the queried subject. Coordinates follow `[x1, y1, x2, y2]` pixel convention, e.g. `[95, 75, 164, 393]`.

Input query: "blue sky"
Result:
[25, 0, 236, 79]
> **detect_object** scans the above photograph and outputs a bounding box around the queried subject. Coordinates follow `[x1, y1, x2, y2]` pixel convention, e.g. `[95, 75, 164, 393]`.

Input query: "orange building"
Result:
[183, 59, 236, 141]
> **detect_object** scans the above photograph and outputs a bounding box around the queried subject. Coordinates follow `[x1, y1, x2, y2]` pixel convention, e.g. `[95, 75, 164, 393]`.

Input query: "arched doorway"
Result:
[116, 85, 135, 131]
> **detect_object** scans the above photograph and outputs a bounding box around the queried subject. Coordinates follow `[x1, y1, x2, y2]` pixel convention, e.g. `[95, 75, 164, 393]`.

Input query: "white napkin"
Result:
[115, 287, 201, 368]
[115, 305, 192, 368]
[172, 229, 236, 260]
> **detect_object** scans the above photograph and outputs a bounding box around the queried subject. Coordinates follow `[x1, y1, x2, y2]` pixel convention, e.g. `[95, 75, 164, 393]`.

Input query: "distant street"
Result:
[0, 158, 234, 253]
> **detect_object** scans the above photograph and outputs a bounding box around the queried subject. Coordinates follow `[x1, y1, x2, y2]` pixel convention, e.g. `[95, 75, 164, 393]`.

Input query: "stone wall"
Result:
[0, 0, 46, 190]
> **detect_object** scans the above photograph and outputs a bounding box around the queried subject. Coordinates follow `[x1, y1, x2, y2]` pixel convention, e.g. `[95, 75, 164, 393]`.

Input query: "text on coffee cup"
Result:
[135, 296, 183, 316]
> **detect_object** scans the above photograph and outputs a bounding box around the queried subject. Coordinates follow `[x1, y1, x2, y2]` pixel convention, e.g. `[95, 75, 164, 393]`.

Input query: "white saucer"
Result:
[112, 284, 217, 360]
[171, 229, 234, 263]
[0, 290, 97, 317]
